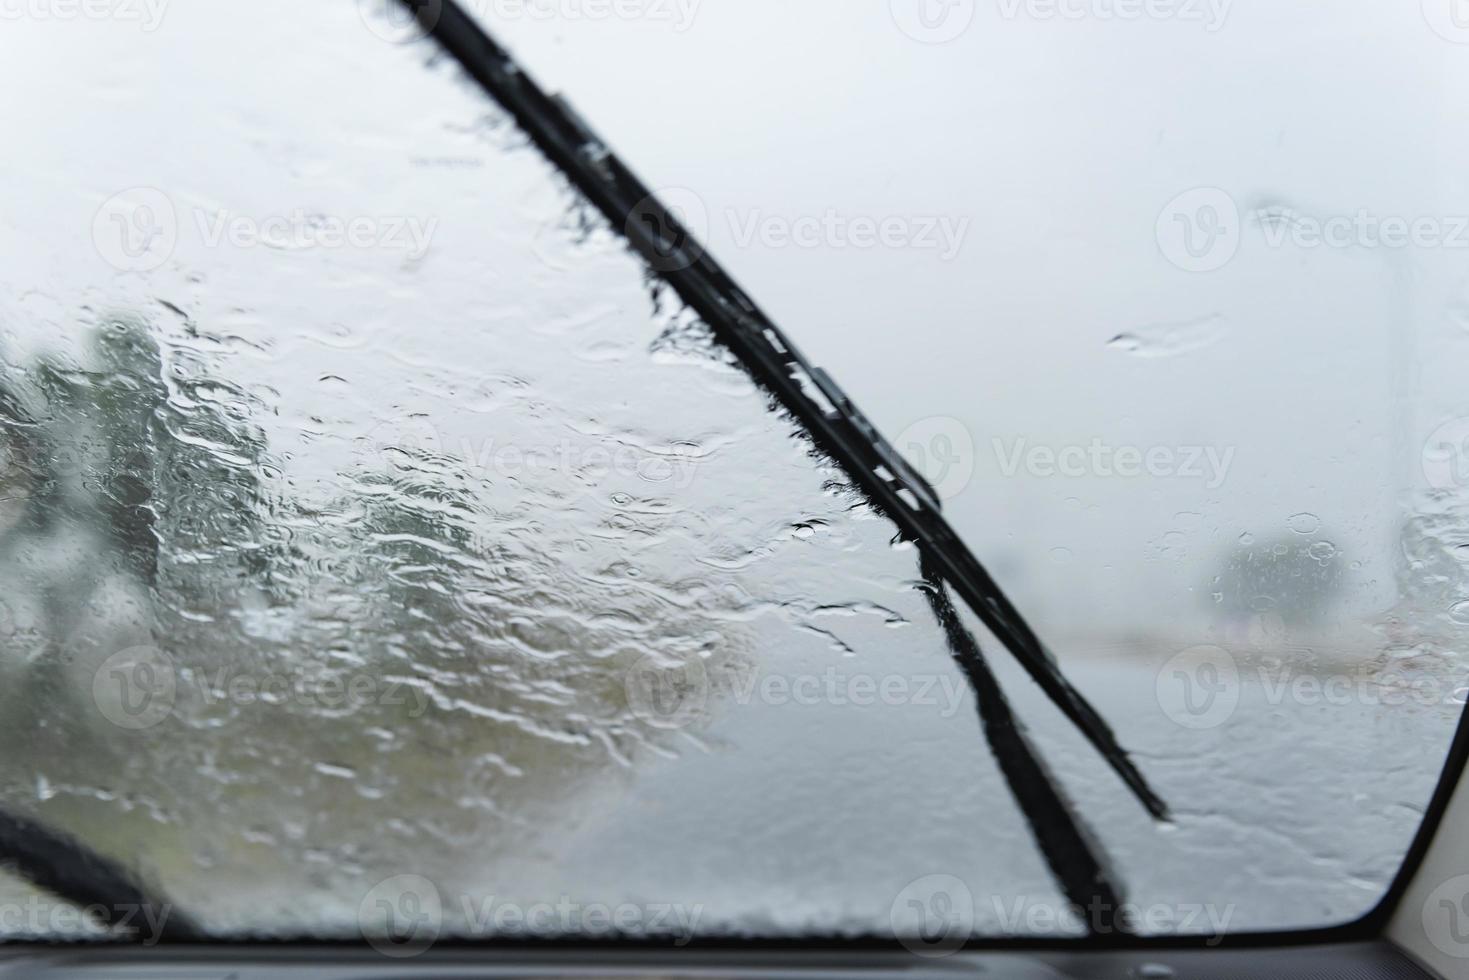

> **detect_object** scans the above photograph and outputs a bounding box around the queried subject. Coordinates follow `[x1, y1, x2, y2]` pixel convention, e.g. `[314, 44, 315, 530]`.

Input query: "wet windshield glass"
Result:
[0, 0, 1463, 947]
[0, 0, 1071, 942]
[460, 0, 1469, 936]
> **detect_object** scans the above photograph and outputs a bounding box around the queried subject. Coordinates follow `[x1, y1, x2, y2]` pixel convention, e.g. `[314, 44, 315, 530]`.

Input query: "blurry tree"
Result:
[0, 314, 749, 924]
[1208, 532, 1344, 644]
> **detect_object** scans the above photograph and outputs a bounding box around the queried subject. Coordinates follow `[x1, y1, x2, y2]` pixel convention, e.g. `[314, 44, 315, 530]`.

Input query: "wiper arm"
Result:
[0, 806, 200, 941]
[401, 0, 1166, 821]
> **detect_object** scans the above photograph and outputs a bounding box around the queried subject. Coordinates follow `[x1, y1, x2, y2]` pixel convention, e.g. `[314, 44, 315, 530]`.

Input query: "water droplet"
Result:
[1050, 547, 1074, 565]
[1308, 541, 1337, 562]
[1450, 601, 1469, 626]
[1238, 531, 1254, 545]
[1455, 545, 1469, 564]
[1288, 513, 1320, 534]
[1106, 314, 1225, 359]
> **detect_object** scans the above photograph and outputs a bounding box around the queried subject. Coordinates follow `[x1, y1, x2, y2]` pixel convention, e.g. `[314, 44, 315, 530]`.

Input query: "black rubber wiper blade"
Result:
[919, 555, 1131, 934]
[402, 0, 1166, 821]
[0, 806, 200, 941]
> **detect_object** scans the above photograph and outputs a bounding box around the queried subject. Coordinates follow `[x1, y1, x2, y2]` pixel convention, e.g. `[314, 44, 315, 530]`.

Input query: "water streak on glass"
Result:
[0, 0, 1065, 939]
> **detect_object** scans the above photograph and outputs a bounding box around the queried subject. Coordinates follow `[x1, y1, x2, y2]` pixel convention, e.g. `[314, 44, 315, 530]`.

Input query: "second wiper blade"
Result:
[0, 806, 200, 941]
[402, 0, 1167, 821]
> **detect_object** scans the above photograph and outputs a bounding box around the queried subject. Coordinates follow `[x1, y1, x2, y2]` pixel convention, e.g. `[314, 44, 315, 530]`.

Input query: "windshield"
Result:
[0, 0, 1464, 950]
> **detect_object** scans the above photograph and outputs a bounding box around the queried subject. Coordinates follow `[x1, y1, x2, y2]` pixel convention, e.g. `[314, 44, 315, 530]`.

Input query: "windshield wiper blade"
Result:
[0, 806, 200, 941]
[400, 0, 1166, 821]
[919, 556, 1131, 935]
